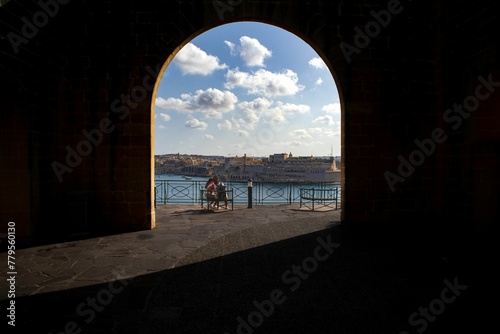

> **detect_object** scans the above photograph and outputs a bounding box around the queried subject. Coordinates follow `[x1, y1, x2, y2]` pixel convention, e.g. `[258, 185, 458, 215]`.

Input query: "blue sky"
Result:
[154, 22, 341, 157]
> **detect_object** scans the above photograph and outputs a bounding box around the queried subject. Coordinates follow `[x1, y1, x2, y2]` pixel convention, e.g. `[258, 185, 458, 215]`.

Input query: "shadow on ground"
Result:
[7, 222, 491, 334]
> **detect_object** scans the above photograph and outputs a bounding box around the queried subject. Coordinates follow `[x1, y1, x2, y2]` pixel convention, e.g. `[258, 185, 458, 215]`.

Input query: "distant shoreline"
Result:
[154, 173, 340, 184]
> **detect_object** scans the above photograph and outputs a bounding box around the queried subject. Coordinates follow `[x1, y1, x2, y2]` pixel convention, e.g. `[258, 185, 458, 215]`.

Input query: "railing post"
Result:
[336, 187, 338, 210]
[247, 179, 253, 208]
[312, 188, 315, 211]
[163, 181, 168, 204]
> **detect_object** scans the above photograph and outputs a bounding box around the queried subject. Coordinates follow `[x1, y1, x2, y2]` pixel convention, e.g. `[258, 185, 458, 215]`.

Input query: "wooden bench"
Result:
[299, 187, 338, 211]
[200, 188, 234, 211]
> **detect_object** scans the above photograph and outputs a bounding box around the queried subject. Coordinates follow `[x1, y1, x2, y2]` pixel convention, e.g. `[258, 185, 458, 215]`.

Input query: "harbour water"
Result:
[154, 174, 341, 205]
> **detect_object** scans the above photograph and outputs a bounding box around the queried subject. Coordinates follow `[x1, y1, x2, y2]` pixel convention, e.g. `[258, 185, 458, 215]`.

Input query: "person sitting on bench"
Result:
[213, 176, 228, 210]
[205, 177, 217, 208]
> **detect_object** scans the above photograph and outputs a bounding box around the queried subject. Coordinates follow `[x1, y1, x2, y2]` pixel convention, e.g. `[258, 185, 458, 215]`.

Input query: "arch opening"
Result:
[151, 21, 343, 211]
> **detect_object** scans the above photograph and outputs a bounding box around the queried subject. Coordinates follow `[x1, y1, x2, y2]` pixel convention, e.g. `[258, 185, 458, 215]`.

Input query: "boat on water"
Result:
[182, 176, 192, 180]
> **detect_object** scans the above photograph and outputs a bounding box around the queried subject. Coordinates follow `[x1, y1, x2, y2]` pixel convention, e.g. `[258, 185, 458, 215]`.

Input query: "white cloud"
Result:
[306, 127, 324, 134]
[289, 129, 313, 139]
[238, 97, 272, 113]
[203, 134, 214, 140]
[287, 128, 338, 147]
[225, 68, 304, 98]
[234, 129, 249, 137]
[155, 88, 237, 119]
[269, 102, 310, 116]
[194, 88, 238, 118]
[322, 102, 341, 115]
[237, 97, 272, 128]
[159, 113, 171, 122]
[290, 141, 305, 147]
[158, 124, 166, 129]
[291, 127, 339, 139]
[224, 40, 236, 55]
[217, 119, 233, 131]
[273, 140, 310, 148]
[155, 97, 195, 113]
[333, 121, 341, 136]
[308, 57, 327, 70]
[324, 127, 340, 137]
[185, 118, 208, 130]
[238, 36, 272, 67]
[264, 102, 310, 126]
[315, 78, 323, 86]
[229, 100, 311, 128]
[226, 36, 272, 67]
[174, 43, 228, 75]
[312, 115, 335, 125]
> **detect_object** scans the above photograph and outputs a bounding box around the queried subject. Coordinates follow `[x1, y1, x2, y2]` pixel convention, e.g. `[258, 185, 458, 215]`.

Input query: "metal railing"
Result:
[154, 180, 205, 205]
[154, 179, 341, 207]
[299, 187, 339, 211]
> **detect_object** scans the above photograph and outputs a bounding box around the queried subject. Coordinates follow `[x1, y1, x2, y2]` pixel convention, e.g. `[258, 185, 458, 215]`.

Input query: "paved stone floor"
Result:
[1, 204, 339, 298]
[0, 204, 493, 333]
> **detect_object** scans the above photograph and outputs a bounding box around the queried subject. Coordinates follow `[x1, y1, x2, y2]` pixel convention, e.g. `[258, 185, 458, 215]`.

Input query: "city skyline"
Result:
[154, 22, 341, 157]
[155, 152, 341, 159]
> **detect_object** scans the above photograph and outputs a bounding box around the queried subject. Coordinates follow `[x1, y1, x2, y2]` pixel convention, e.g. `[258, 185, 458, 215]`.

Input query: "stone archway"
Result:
[2, 0, 472, 245]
